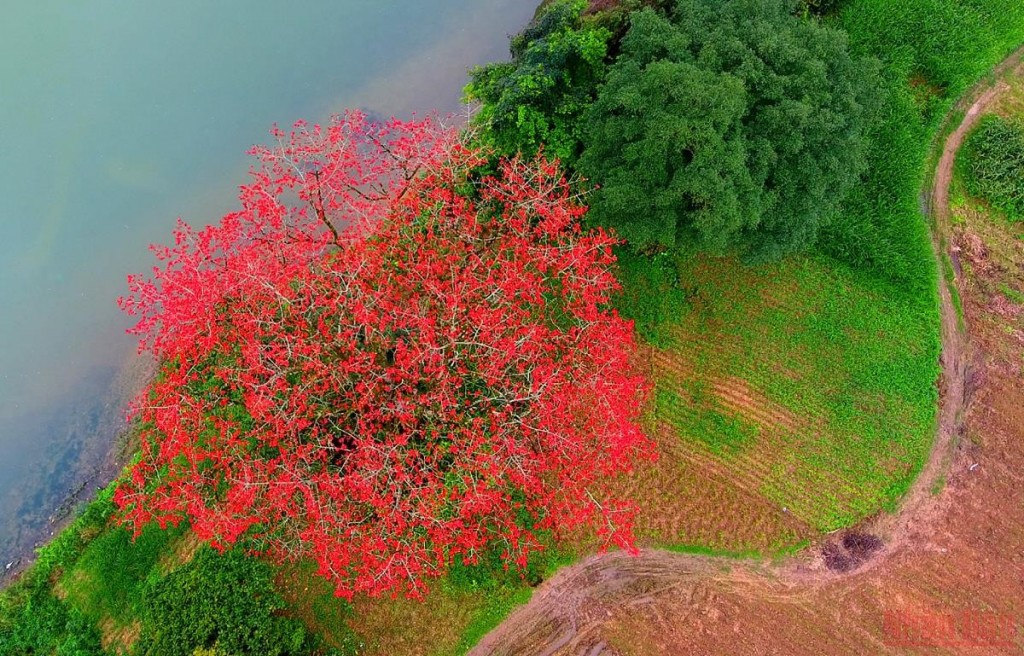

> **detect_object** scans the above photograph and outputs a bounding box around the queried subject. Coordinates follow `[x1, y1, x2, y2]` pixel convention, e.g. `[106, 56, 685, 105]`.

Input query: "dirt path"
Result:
[471, 46, 1024, 656]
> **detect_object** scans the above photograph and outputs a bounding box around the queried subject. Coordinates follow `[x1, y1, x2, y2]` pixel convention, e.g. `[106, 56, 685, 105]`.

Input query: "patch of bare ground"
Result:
[97, 616, 141, 655]
[470, 47, 1024, 656]
[156, 530, 202, 574]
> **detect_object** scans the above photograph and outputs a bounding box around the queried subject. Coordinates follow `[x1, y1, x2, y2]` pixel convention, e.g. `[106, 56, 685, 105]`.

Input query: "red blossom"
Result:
[115, 111, 653, 599]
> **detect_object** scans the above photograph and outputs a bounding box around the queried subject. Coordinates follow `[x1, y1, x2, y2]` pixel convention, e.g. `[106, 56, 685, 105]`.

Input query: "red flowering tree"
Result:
[115, 111, 652, 599]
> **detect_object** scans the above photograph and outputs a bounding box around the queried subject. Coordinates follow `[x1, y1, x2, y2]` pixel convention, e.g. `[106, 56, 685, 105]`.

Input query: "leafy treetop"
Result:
[579, 0, 879, 259]
[465, 0, 611, 162]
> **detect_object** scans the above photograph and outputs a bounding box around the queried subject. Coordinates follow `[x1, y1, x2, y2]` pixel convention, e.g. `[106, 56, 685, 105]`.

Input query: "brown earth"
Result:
[471, 48, 1024, 656]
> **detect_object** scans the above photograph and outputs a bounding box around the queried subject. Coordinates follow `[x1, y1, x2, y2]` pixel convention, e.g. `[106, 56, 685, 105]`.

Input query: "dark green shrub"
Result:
[798, 0, 847, 15]
[136, 547, 311, 656]
[958, 114, 1024, 220]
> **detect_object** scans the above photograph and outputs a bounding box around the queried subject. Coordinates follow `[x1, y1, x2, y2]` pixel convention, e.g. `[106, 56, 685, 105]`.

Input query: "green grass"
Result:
[639, 0, 1024, 544]
[649, 253, 940, 531]
[435, 547, 574, 656]
[839, 0, 1024, 110]
[438, 587, 534, 656]
[821, 0, 1024, 289]
[663, 538, 811, 560]
[1000, 283, 1024, 304]
[61, 520, 186, 624]
[657, 382, 760, 455]
[1, 487, 571, 656]
[613, 246, 688, 347]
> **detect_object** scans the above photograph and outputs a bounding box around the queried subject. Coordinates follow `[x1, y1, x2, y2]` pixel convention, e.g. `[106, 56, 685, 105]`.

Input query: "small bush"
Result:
[958, 115, 1024, 221]
[136, 546, 312, 656]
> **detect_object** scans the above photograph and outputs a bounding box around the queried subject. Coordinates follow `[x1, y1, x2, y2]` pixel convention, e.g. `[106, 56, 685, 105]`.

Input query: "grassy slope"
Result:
[1, 483, 560, 656]
[3, 2, 1024, 656]
[623, 255, 938, 553]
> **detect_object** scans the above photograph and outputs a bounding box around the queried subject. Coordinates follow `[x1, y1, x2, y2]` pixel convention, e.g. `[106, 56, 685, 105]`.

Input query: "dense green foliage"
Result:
[839, 0, 1024, 114]
[958, 114, 1024, 220]
[0, 580, 104, 656]
[578, 0, 879, 259]
[815, 61, 934, 288]
[136, 547, 310, 656]
[798, 0, 847, 15]
[465, 0, 611, 160]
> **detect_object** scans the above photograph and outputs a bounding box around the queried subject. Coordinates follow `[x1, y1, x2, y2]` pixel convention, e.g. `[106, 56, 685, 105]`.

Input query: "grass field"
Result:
[0, 484, 568, 656]
[617, 253, 940, 553]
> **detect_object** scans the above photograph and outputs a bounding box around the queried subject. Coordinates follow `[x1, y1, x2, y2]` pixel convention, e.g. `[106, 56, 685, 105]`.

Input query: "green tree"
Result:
[579, 0, 879, 259]
[136, 547, 311, 656]
[465, 0, 611, 161]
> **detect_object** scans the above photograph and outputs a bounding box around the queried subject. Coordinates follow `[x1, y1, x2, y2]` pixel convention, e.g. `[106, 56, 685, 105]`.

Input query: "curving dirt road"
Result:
[471, 46, 1024, 656]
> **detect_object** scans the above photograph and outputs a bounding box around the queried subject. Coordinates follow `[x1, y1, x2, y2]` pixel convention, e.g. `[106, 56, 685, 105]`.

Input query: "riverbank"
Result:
[0, 352, 152, 587]
[0, 0, 536, 593]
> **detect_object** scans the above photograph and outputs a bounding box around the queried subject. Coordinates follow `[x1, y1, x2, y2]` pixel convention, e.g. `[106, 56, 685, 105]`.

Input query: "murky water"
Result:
[0, 0, 533, 564]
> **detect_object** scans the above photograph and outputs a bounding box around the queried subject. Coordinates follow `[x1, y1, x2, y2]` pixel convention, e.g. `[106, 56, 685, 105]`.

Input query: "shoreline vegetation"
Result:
[3, 1, 1024, 655]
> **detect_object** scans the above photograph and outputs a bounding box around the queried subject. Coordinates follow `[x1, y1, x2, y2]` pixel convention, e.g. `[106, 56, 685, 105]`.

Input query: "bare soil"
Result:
[471, 47, 1024, 656]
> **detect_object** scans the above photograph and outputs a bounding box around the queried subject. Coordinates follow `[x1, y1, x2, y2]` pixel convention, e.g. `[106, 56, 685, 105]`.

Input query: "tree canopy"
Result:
[115, 113, 651, 600]
[579, 0, 879, 259]
[465, 0, 611, 161]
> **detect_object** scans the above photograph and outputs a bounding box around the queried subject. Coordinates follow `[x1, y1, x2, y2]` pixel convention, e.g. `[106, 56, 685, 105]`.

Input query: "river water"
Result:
[0, 0, 534, 566]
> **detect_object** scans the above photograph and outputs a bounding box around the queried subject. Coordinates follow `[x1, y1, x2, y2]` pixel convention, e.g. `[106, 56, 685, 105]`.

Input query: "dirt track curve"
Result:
[471, 46, 1024, 656]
